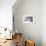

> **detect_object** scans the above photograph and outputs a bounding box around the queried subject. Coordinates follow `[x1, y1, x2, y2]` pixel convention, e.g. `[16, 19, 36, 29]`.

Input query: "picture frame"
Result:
[23, 15, 34, 23]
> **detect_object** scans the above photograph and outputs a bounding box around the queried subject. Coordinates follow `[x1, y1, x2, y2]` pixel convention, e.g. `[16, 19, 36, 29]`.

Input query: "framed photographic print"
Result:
[23, 15, 34, 23]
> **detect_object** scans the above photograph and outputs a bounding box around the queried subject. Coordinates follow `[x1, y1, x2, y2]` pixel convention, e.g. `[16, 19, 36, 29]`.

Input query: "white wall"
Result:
[13, 0, 41, 46]
[41, 0, 46, 46]
[0, 0, 16, 30]
[13, 0, 46, 46]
